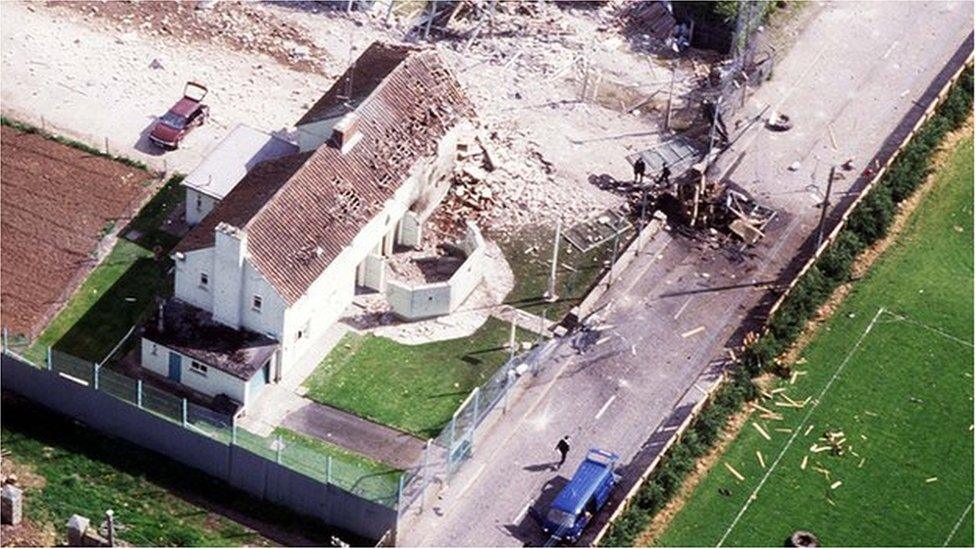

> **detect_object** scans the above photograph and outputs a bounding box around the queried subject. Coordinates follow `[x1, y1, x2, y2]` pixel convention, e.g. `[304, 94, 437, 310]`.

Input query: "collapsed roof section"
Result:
[174, 41, 476, 304]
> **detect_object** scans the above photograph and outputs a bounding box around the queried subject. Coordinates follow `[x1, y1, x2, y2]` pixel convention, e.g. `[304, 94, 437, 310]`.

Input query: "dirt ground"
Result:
[1, 0, 704, 233]
[0, 126, 156, 341]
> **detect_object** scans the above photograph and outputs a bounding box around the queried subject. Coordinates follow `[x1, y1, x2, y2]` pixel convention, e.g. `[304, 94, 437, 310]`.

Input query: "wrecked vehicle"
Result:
[149, 81, 210, 150]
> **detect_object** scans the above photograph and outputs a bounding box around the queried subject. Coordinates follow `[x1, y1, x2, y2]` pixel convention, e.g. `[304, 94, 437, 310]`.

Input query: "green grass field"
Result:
[0, 394, 354, 547]
[303, 317, 533, 438]
[656, 136, 974, 547]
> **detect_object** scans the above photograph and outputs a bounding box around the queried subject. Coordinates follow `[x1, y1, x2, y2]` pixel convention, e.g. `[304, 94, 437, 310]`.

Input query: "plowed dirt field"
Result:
[0, 126, 156, 341]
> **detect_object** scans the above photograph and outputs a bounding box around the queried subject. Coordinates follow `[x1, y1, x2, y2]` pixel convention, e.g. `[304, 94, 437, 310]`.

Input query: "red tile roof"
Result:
[174, 41, 474, 305]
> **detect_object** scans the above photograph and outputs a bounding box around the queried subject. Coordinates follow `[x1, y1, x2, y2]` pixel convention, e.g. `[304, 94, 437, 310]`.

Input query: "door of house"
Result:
[168, 352, 181, 382]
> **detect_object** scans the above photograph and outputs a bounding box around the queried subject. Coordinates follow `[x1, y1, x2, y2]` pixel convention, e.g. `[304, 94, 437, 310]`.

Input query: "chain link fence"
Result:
[4, 343, 399, 508]
[398, 335, 561, 519]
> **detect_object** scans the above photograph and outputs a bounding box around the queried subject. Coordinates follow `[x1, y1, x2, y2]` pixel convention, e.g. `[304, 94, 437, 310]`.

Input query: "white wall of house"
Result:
[174, 248, 215, 313]
[141, 338, 249, 404]
[239, 260, 287, 340]
[185, 188, 219, 226]
[295, 116, 343, 152]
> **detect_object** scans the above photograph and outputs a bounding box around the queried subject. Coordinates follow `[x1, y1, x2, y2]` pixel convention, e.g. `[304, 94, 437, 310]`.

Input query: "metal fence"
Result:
[397, 336, 561, 519]
[3, 344, 400, 509]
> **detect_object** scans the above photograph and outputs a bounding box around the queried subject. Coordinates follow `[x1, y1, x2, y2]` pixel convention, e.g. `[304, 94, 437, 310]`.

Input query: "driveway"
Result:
[397, 2, 974, 546]
[282, 400, 425, 470]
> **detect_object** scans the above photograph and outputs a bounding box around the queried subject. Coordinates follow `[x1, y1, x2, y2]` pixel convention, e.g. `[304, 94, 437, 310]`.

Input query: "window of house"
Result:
[190, 361, 208, 376]
[196, 193, 203, 211]
[297, 320, 309, 341]
[151, 343, 158, 356]
[200, 272, 209, 289]
[252, 294, 263, 312]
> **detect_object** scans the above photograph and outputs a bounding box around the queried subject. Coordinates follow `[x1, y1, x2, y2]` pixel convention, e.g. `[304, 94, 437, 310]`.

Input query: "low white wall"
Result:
[399, 211, 422, 248]
[387, 280, 452, 320]
[362, 254, 386, 291]
[140, 337, 248, 404]
[448, 222, 486, 310]
[387, 222, 487, 320]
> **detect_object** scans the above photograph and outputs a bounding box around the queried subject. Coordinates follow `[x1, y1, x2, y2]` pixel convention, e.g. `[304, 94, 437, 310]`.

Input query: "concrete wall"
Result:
[399, 211, 422, 248]
[387, 280, 452, 320]
[449, 222, 486, 311]
[140, 338, 249, 404]
[1, 354, 397, 542]
[186, 188, 219, 226]
[387, 223, 487, 320]
[361, 254, 386, 292]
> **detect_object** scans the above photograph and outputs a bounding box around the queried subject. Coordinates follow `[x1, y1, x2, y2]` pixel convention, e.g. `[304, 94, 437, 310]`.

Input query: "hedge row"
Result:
[742, 64, 973, 371]
[0, 116, 150, 171]
[601, 65, 972, 547]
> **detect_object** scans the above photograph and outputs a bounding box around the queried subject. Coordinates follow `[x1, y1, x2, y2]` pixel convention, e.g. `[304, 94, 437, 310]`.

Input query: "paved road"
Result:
[398, 2, 973, 546]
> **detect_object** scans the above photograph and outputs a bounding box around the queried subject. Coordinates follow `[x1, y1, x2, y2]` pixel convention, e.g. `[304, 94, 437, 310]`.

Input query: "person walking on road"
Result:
[555, 436, 571, 470]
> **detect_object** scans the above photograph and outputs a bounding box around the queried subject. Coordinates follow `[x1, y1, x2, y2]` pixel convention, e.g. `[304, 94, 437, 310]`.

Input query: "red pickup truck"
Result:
[149, 82, 210, 150]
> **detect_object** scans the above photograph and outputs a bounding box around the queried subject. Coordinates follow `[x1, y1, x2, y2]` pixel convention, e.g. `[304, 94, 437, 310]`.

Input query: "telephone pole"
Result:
[816, 166, 836, 249]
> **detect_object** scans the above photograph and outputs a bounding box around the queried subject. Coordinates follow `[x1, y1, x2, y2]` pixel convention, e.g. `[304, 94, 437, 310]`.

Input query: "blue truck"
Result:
[541, 448, 620, 543]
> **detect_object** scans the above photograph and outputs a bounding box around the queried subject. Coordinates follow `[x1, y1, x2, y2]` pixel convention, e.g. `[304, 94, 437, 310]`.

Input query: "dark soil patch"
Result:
[0, 125, 156, 342]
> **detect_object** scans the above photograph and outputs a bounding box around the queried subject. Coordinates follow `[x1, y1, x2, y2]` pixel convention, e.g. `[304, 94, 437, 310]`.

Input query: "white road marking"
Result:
[943, 500, 974, 547]
[884, 311, 974, 348]
[882, 40, 900, 59]
[512, 498, 534, 524]
[595, 395, 617, 420]
[716, 307, 886, 547]
[674, 296, 694, 320]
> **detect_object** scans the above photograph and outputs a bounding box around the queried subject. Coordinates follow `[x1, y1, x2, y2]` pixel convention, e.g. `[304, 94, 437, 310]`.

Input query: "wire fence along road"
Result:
[2, 342, 400, 508]
[397, 335, 562, 521]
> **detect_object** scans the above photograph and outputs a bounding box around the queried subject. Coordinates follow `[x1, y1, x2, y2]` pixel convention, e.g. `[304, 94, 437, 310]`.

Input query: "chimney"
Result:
[331, 112, 362, 154]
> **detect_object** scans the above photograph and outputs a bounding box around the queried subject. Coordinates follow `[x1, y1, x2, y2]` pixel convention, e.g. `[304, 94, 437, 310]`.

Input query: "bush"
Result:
[816, 230, 863, 282]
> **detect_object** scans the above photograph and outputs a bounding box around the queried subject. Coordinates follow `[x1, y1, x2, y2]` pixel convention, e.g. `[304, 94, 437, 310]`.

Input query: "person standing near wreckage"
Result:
[633, 156, 646, 184]
[656, 163, 671, 189]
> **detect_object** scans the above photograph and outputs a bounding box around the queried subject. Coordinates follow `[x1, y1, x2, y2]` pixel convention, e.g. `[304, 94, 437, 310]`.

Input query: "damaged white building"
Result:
[141, 41, 486, 407]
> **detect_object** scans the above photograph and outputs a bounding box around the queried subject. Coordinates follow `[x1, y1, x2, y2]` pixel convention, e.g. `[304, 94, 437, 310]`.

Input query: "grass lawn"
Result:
[20, 177, 185, 365]
[492, 223, 625, 321]
[231, 427, 401, 505]
[303, 317, 534, 439]
[0, 393, 353, 547]
[655, 136, 974, 547]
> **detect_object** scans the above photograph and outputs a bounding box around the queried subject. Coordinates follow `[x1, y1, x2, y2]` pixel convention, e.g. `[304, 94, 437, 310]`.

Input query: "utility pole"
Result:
[608, 215, 623, 287]
[816, 166, 836, 249]
[639, 185, 650, 230]
[508, 315, 517, 360]
[424, 0, 437, 41]
[665, 63, 677, 131]
[545, 220, 562, 302]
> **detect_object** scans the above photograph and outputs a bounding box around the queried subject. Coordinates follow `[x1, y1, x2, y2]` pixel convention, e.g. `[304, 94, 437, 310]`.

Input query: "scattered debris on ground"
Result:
[49, 1, 333, 74]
